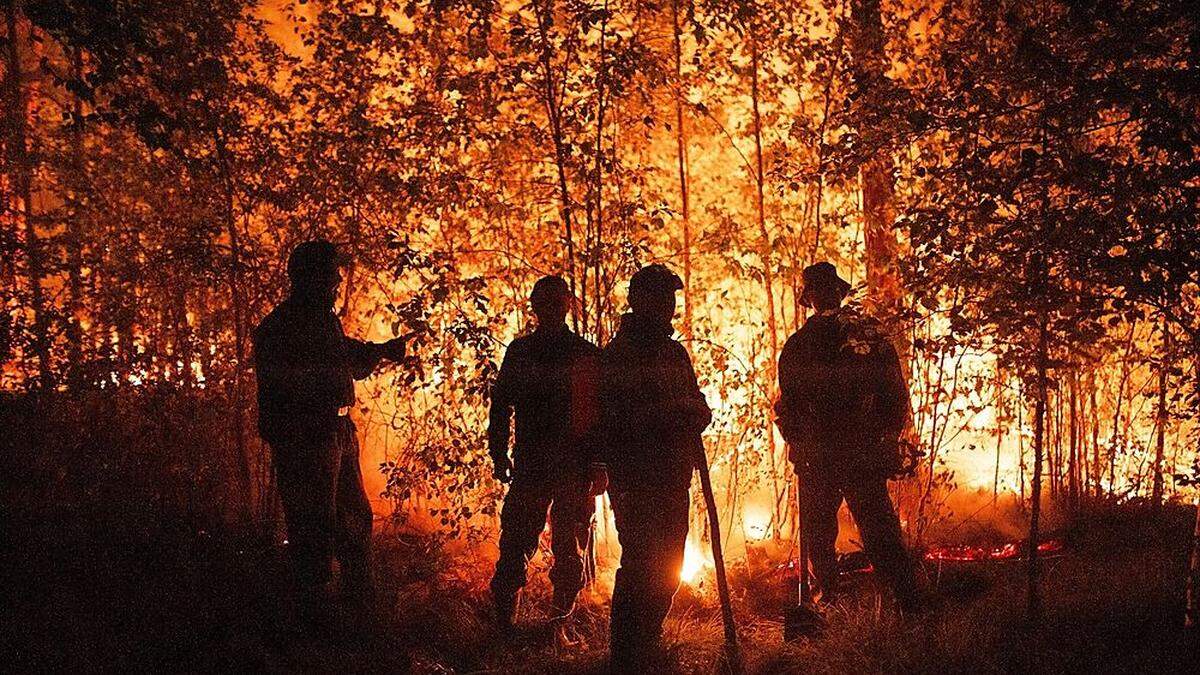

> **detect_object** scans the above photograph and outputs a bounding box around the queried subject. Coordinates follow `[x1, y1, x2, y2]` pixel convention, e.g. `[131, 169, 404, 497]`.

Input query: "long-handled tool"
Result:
[784, 446, 824, 642]
[695, 439, 742, 672]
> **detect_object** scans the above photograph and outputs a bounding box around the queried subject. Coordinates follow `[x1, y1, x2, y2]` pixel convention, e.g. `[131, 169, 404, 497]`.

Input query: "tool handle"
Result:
[695, 442, 741, 666]
[796, 469, 810, 604]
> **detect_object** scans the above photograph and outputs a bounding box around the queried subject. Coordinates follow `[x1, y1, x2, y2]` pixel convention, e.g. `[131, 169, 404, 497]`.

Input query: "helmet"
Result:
[530, 275, 572, 306]
[628, 264, 683, 300]
[287, 239, 346, 283]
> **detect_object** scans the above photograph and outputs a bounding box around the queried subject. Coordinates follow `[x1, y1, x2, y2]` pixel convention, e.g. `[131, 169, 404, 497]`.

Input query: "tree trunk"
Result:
[1089, 370, 1100, 496]
[4, 2, 51, 389]
[1188, 346, 1200, 628]
[1028, 313, 1049, 621]
[63, 47, 89, 388]
[589, 0, 609, 344]
[746, 10, 784, 537]
[1051, 389, 1060, 499]
[1108, 324, 1137, 493]
[1054, 388, 1063, 499]
[850, 0, 907, 359]
[214, 129, 254, 523]
[174, 283, 194, 388]
[748, 20, 778, 362]
[671, 0, 692, 342]
[1151, 320, 1169, 509]
[534, 0, 579, 330]
[1187, 500, 1200, 628]
[1068, 370, 1079, 510]
[994, 367, 1005, 506]
[1018, 380, 1026, 510]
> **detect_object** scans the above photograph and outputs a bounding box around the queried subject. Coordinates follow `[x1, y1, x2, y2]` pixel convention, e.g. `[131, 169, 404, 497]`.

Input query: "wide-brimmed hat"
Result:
[800, 262, 851, 307]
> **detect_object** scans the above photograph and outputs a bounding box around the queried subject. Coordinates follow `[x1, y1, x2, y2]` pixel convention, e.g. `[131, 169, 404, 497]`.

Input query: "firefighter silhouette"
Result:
[598, 264, 711, 668]
[253, 240, 409, 623]
[488, 275, 606, 627]
[776, 262, 921, 612]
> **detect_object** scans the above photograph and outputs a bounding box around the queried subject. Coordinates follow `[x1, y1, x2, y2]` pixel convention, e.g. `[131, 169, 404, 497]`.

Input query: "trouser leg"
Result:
[548, 477, 594, 611]
[801, 470, 843, 602]
[273, 434, 339, 592]
[332, 419, 374, 597]
[490, 476, 552, 603]
[843, 477, 920, 609]
[609, 485, 689, 667]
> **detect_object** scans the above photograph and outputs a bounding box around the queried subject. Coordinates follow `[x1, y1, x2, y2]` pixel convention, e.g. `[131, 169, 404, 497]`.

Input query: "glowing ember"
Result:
[924, 540, 1064, 562]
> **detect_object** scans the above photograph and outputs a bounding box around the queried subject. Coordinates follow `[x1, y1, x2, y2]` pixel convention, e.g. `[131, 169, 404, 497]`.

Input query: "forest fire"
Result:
[3, 0, 1200, 672]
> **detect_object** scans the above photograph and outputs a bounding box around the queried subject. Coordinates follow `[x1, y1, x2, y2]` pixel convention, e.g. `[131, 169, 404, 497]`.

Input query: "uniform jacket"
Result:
[487, 324, 600, 477]
[776, 307, 910, 478]
[253, 296, 383, 445]
[597, 313, 711, 490]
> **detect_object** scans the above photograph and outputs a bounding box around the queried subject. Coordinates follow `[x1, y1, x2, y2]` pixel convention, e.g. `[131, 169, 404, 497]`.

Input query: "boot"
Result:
[292, 582, 336, 637]
[609, 634, 659, 673]
[494, 590, 518, 632]
[892, 566, 927, 616]
[896, 587, 927, 616]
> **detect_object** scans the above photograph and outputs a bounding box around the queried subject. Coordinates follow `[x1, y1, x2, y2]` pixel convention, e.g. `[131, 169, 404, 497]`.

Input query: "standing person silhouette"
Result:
[776, 262, 921, 613]
[488, 276, 606, 629]
[253, 240, 409, 628]
[599, 264, 711, 669]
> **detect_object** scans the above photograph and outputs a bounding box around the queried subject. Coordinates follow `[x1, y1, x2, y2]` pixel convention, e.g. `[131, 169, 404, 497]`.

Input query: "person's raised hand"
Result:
[380, 335, 409, 361]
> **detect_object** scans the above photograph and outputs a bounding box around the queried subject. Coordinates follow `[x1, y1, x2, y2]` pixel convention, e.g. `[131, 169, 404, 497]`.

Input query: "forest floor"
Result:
[4, 495, 1199, 674]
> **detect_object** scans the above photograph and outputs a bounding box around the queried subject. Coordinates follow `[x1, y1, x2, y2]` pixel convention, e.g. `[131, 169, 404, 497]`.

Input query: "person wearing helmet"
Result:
[775, 261, 921, 613]
[253, 239, 410, 625]
[487, 275, 605, 629]
[598, 264, 711, 669]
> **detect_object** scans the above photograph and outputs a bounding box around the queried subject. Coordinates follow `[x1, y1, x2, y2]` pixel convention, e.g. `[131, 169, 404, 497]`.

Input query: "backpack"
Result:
[781, 308, 918, 478]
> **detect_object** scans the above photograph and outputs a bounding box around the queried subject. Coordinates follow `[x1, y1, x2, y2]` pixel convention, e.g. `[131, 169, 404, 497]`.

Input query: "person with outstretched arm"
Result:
[253, 239, 410, 629]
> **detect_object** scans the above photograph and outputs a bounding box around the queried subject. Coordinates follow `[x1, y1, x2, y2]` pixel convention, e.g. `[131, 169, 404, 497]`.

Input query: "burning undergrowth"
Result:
[373, 501, 1197, 673]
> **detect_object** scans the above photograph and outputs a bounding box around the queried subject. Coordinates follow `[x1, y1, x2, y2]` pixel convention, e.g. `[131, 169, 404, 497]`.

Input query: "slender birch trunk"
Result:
[1188, 343, 1200, 628]
[670, 0, 692, 342]
[1151, 320, 1169, 508]
[534, 1, 579, 329]
[1090, 370, 1100, 496]
[994, 367, 1005, 505]
[1028, 312, 1049, 621]
[1068, 370, 1079, 510]
[746, 8, 784, 536]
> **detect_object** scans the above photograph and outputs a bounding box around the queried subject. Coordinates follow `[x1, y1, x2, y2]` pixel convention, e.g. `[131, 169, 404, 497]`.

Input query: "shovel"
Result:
[784, 451, 824, 642]
[694, 439, 742, 672]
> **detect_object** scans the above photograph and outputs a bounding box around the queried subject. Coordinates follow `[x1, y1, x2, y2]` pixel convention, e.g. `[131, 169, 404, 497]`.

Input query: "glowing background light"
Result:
[680, 538, 713, 586]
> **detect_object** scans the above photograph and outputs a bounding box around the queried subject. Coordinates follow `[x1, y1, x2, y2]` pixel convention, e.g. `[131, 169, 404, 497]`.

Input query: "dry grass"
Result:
[2, 396, 1196, 673]
[352, 502, 1197, 674]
